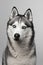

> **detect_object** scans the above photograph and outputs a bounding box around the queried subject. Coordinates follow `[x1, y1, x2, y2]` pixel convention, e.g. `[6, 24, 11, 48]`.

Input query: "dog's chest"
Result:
[7, 55, 35, 65]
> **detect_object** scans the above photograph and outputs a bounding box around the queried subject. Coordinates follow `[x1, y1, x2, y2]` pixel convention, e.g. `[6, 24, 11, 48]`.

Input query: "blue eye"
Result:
[22, 26, 27, 29]
[12, 25, 16, 28]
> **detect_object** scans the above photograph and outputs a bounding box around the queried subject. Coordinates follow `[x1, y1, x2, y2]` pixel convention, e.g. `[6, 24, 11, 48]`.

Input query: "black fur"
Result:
[30, 47, 36, 58]
[29, 21, 35, 47]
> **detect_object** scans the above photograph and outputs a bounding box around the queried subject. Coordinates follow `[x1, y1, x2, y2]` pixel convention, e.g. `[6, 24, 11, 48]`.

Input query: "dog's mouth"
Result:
[14, 38, 19, 41]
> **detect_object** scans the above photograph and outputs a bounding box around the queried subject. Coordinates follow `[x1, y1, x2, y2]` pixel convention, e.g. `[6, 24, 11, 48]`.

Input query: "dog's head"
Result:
[7, 7, 35, 44]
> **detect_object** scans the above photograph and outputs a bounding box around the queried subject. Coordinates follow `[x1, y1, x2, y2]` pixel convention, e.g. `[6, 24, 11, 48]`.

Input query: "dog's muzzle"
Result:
[14, 33, 20, 41]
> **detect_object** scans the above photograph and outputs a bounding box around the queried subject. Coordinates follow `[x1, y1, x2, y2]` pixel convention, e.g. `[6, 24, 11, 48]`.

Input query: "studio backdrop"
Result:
[0, 0, 43, 65]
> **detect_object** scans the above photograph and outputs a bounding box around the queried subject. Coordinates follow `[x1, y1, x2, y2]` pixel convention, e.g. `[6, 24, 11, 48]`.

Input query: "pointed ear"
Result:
[24, 8, 33, 21]
[10, 7, 19, 19]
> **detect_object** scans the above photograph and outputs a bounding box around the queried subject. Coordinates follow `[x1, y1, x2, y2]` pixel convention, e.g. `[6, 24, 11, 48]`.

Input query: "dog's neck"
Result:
[7, 37, 32, 58]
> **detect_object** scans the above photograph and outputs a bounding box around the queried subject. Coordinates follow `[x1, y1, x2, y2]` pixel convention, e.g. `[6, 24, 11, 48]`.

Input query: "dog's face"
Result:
[7, 7, 34, 43]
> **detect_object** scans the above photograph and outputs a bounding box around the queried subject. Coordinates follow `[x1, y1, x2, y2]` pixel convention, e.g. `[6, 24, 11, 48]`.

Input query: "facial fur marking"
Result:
[7, 32, 16, 53]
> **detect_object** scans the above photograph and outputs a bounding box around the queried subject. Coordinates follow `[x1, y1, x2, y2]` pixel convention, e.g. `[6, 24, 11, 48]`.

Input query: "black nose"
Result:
[14, 33, 20, 40]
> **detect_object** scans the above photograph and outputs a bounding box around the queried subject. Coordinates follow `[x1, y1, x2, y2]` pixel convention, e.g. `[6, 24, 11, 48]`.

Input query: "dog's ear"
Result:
[24, 8, 33, 22]
[10, 7, 19, 19]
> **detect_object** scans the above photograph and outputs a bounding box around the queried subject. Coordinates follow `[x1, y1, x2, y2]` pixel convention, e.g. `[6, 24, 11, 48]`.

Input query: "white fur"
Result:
[7, 21, 36, 65]
[7, 56, 36, 65]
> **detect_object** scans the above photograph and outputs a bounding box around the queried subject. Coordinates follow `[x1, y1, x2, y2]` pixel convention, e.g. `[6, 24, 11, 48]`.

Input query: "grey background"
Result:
[0, 0, 43, 65]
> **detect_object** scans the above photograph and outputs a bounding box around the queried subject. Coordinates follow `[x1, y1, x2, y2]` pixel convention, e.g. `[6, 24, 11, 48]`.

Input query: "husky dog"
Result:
[2, 7, 36, 65]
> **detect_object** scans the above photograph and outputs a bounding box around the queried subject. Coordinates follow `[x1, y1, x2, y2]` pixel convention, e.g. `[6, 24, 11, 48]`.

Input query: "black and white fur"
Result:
[2, 7, 36, 65]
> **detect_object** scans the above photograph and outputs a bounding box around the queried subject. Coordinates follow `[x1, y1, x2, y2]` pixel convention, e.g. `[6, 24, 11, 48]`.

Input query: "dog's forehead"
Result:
[13, 21, 26, 26]
[8, 15, 31, 26]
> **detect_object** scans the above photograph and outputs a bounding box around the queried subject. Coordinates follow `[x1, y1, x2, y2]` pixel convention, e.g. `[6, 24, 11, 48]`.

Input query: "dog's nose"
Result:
[14, 33, 20, 40]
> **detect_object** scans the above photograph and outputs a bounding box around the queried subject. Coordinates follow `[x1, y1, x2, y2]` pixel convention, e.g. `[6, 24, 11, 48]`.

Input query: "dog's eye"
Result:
[12, 25, 16, 28]
[22, 26, 27, 29]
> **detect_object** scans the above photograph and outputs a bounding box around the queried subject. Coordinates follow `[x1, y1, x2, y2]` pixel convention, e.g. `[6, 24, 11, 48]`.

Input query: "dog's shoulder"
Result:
[2, 46, 12, 65]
